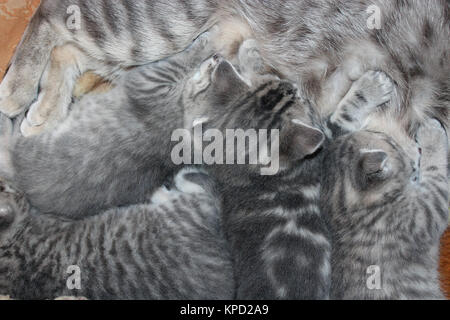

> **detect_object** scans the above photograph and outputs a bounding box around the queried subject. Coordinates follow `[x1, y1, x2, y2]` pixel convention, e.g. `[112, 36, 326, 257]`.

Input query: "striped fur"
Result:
[3, 35, 334, 299]
[8, 30, 218, 218]
[321, 120, 449, 299]
[0, 168, 233, 300]
[0, 0, 448, 146]
[191, 51, 331, 298]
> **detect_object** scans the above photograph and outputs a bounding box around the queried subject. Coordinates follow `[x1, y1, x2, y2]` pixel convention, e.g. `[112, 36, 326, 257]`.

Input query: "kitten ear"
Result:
[359, 149, 388, 175]
[281, 119, 325, 161]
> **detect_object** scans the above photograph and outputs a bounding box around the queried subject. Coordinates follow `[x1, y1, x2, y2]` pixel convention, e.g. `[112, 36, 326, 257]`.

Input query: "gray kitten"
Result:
[0, 165, 234, 300]
[0, 0, 448, 145]
[6, 30, 221, 218]
[9, 37, 395, 299]
[180, 41, 394, 299]
[7, 34, 333, 299]
[321, 118, 449, 299]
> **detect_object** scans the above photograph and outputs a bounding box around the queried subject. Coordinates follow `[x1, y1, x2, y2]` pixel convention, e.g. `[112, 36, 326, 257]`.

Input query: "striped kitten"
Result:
[321, 119, 448, 299]
[8, 35, 333, 299]
[0, 0, 448, 144]
[7, 30, 220, 218]
[186, 42, 392, 299]
[0, 167, 233, 300]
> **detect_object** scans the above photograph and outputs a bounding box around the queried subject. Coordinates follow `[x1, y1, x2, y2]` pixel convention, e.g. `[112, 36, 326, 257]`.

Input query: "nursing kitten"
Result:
[321, 119, 449, 299]
[0, 0, 448, 142]
[181, 40, 393, 299]
[0, 166, 233, 300]
[8, 30, 221, 218]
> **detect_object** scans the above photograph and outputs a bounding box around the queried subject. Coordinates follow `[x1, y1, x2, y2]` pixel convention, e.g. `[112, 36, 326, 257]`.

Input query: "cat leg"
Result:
[415, 119, 449, 233]
[329, 71, 394, 133]
[20, 44, 89, 137]
[0, 12, 62, 118]
[0, 113, 14, 182]
[151, 168, 217, 205]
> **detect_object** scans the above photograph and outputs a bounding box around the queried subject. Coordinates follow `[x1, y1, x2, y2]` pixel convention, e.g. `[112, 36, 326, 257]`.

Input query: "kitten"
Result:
[8, 30, 326, 225]
[180, 41, 393, 299]
[321, 119, 449, 299]
[8, 30, 221, 218]
[0, 0, 447, 144]
[0, 166, 233, 300]
[10, 36, 394, 299]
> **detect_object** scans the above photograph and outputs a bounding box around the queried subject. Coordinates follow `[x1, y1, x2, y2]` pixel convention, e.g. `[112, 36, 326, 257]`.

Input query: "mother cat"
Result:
[0, 0, 448, 140]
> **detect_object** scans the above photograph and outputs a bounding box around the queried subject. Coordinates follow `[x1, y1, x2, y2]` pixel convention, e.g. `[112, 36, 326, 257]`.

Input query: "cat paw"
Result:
[26, 101, 48, 127]
[150, 185, 176, 205]
[174, 168, 210, 195]
[238, 39, 265, 78]
[239, 39, 262, 63]
[0, 95, 23, 118]
[0, 76, 33, 118]
[20, 118, 46, 137]
[350, 70, 394, 109]
[416, 119, 448, 150]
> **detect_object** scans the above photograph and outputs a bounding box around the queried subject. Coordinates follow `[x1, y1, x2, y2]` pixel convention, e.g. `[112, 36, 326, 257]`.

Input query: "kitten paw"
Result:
[0, 76, 33, 117]
[27, 98, 48, 127]
[238, 39, 265, 77]
[150, 185, 176, 205]
[351, 70, 394, 109]
[416, 119, 448, 150]
[20, 118, 46, 137]
[174, 168, 210, 195]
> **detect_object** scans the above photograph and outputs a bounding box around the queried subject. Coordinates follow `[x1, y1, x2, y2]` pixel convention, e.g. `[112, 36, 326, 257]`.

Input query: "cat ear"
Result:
[359, 149, 388, 175]
[211, 61, 249, 103]
[280, 119, 325, 161]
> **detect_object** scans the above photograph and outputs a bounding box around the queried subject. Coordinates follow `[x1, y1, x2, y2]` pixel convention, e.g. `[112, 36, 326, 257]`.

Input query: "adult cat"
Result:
[0, 0, 447, 141]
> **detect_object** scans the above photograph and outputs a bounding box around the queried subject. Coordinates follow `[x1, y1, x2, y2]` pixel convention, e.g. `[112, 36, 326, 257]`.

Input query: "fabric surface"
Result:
[0, 0, 40, 79]
[0, 0, 449, 300]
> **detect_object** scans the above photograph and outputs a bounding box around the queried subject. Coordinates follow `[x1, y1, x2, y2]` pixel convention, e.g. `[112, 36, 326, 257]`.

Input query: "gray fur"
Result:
[10, 30, 218, 218]
[0, 167, 234, 300]
[193, 54, 332, 299]
[0, 0, 448, 136]
[321, 119, 449, 299]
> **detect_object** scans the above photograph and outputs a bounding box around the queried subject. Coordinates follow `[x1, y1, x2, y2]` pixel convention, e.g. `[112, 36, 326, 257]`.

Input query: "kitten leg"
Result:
[150, 168, 215, 205]
[414, 119, 449, 238]
[405, 119, 449, 245]
[0, 12, 61, 117]
[21, 45, 88, 137]
[330, 71, 394, 132]
[0, 114, 14, 181]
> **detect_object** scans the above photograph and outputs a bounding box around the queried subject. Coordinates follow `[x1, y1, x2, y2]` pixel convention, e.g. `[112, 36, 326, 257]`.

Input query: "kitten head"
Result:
[323, 130, 420, 213]
[180, 42, 324, 176]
